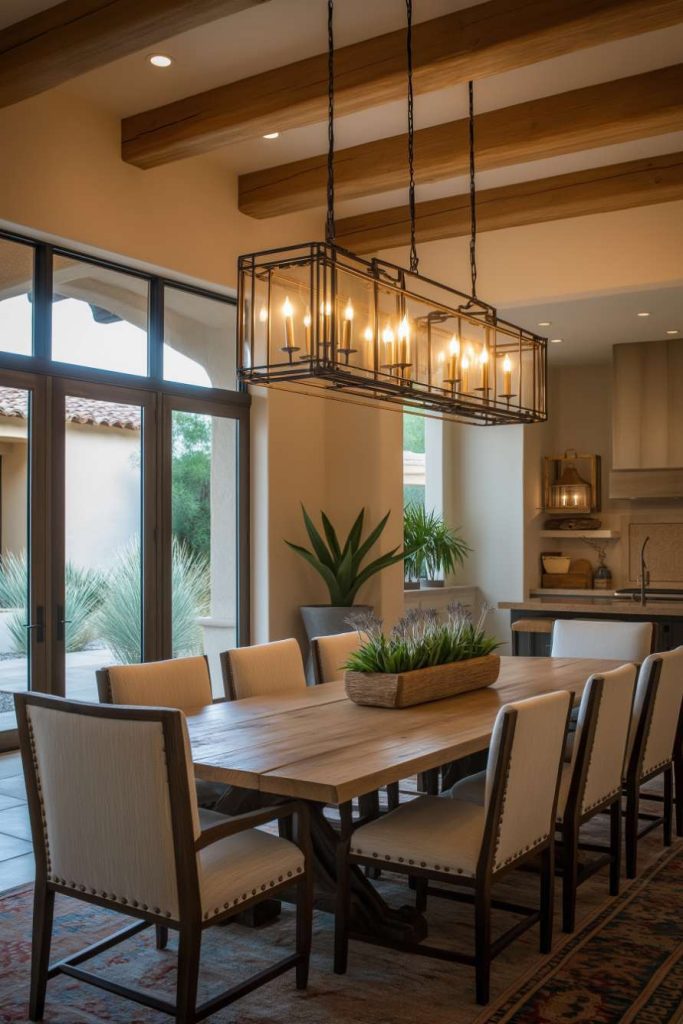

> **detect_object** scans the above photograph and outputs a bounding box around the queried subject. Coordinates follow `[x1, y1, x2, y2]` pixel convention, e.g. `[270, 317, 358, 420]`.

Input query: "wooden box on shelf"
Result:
[345, 655, 500, 709]
[540, 556, 593, 589]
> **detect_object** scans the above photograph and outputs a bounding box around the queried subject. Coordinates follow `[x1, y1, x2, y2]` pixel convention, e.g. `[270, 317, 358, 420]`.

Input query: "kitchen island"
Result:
[498, 595, 683, 654]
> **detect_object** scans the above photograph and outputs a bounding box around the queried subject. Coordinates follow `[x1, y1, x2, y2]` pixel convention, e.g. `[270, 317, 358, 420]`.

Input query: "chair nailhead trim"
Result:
[201, 863, 305, 921]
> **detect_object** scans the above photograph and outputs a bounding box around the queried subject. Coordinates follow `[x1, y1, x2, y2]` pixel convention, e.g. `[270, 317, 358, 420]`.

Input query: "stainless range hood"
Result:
[610, 340, 683, 500]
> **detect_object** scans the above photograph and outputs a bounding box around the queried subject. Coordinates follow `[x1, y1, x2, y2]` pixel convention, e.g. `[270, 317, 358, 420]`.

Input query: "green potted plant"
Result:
[403, 504, 471, 588]
[344, 604, 500, 707]
[286, 505, 415, 645]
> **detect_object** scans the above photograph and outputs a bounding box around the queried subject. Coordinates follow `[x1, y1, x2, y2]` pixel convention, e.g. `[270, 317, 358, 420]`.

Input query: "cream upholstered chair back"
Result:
[98, 656, 214, 712]
[571, 664, 637, 814]
[16, 694, 200, 922]
[551, 619, 652, 662]
[223, 638, 306, 700]
[631, 648, 683, 778]
[312, 631, 362, 683]
[485, 690, 571, 873]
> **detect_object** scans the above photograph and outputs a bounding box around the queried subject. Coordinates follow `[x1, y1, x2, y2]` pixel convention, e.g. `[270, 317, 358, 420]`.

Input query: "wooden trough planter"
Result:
[345, 654, 500, 709]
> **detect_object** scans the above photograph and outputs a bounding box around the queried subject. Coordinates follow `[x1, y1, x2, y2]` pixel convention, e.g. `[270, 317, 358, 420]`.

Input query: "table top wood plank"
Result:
[188, 657, 625, 801]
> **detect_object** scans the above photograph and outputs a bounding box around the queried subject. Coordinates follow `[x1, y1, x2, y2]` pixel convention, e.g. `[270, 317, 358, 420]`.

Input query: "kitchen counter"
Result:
[499, 598, 683, 617]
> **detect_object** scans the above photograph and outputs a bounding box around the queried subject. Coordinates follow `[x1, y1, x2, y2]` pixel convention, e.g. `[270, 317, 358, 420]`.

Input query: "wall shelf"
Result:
[540, 530, 620, 539]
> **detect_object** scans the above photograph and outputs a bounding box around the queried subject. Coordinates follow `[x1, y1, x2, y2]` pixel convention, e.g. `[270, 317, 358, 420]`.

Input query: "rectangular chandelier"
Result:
[237, 242, 547, 425]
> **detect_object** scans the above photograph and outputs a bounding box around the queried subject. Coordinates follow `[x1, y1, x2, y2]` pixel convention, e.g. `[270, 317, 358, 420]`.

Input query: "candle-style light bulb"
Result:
[479, 343, 490, 392]
[461, 353, 470, 392]
[282, 296, 295, 349]
[363, 325, 373, 343]
[397, 315, 410, 364]
[382, 323, 395, 366]
[502, 353, 512, 395]
[447, 334, 460, 384]
[342, 299, 354, 349]
[258, 305, 268, 324]
[303, 309, 312, 355]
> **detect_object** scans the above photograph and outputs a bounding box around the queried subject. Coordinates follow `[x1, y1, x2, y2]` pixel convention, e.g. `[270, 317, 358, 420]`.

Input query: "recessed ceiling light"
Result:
[149, 54, 173, 67]
[538, 321, 551, 327]
[549, 338, 563, 344]
[636, 311, 650, 317]
[666, 329, 679, 335]
[263, 132, 280, 140]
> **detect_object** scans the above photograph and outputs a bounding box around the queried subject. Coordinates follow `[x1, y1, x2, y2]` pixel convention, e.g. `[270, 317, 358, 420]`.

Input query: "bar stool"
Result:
[511, 618, 556, 656]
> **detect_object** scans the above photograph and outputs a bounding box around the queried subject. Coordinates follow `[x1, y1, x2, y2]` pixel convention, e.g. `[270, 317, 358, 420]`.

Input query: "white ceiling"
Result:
[501, 285, 683, 366]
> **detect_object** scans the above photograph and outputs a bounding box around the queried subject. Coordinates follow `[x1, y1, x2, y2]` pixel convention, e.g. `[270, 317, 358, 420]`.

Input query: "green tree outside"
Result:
[172, 411, 211, 561]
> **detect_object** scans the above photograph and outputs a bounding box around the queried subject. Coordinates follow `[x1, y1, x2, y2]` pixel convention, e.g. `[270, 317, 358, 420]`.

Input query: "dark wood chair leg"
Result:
[539, 844, 554, 954]
[176, 922, 201, 1024]
[609, 797, 621, 896]
[417, 768, 439, 795]
[386, 781, 400, 811]
[625, 779, 640, 880]
[156, 925, 169, 950]
[562, 823, 578, 934]
[296, 869, 313, 990]
[663, 766, 673, 847]
[674, 751, 683, 838]
[474, 884, 491, 1005]
[334, 803, 353, 975]
[29, 883, 54, 1022]
[334, 843, 351, 975]
[414, 877, 428, 913]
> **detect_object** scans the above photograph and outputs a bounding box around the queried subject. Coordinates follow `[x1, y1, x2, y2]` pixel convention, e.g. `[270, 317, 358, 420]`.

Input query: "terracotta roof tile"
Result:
[0, 387, 141, 430]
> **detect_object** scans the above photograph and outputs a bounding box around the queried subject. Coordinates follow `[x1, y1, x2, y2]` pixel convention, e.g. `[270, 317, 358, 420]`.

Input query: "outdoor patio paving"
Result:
[0, 648, 109, 732]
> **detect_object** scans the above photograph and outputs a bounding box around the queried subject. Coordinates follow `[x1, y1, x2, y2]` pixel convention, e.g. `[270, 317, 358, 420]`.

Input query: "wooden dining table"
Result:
[187, 656, 625, 946]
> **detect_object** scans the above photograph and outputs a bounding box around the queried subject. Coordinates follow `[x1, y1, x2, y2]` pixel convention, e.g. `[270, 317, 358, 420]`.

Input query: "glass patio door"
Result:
[51, 379, 157, 702]
[0, 371, 48, 751]
[162, 394, 247, 695]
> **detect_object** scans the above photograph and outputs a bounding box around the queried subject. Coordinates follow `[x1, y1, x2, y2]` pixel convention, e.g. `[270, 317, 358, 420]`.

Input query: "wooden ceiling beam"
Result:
[333, 151, 683, 253]
[122, 0, 683, 169]
[0, 0, 268, 109]
[238, 64, 683, 218]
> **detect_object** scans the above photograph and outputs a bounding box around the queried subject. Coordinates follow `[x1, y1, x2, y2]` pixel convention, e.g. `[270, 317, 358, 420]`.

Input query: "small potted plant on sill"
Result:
[344, 604, 500, 708]
[286, 505, 418, 645]
[403, 504, 471, 589]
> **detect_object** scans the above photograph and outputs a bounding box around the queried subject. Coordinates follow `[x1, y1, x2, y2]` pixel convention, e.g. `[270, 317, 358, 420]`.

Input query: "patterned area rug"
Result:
[0, 840, 681, 1024]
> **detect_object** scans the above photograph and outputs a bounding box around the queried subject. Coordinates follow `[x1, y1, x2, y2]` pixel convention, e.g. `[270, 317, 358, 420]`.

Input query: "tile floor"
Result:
[0, 750, 34, 892]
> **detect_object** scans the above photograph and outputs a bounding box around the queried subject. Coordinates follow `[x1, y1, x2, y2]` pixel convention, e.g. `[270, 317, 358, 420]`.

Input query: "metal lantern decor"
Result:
[543, 450, 600, 514]
[237, 0, 547, 426]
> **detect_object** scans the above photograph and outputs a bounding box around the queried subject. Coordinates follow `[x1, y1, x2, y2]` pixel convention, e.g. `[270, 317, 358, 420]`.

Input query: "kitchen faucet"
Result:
[639, 536, 650, 606]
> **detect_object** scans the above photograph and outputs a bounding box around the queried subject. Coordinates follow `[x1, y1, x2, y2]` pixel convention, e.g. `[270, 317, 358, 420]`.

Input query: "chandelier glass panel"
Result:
[236, 0, 547, 426]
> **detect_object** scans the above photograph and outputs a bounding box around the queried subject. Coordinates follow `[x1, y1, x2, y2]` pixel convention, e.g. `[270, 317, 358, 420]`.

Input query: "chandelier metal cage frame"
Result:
[236, 0, 548, 426]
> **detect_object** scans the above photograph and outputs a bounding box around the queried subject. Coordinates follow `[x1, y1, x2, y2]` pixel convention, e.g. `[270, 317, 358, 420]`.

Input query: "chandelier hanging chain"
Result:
[325, 0, 335, 245]
[406, 0, 419, 274]
[468, 79, 478, 299]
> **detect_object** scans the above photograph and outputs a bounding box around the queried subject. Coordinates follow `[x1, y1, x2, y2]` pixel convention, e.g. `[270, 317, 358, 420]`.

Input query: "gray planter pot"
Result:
[300, 605, 371, 684]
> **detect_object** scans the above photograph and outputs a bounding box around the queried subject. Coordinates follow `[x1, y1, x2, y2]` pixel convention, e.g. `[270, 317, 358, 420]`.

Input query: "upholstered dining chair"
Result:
[550, 619, 652, 662]
[311, 631, 362, 686]
[97, 656, 236, 816]
[555, 663, 637, 932]
[15, 692, 313, 1024]
[335, 690, 573, 1005]
[221, 638, 306, 701]
[312, 631, 399, 813]
[624, 647, 683, 878]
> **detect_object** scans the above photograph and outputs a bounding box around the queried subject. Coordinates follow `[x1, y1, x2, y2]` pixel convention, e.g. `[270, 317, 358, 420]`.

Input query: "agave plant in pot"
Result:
[286, 505, 415, 648]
